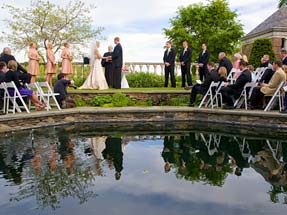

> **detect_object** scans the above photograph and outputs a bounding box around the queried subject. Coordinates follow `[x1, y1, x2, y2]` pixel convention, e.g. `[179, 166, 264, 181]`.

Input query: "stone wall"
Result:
[69, 92, 190, 106]
[1, 107, 287, 134]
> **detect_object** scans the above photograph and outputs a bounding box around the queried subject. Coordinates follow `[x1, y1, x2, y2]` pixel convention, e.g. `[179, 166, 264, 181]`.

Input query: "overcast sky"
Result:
[0, 0, 278, 62]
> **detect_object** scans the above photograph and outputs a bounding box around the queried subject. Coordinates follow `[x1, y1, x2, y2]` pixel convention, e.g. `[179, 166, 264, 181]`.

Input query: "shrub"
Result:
[249, 38, 275, 68]
[74, 97, 89, 107]
[111, 93, 135, 107]
[90, 95, 113, 106]
[90, 93, 155, 107]
[126, 72, 164, 88]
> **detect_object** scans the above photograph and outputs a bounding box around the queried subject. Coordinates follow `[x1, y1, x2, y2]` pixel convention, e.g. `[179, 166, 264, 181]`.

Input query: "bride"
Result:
[79, 41, 109, 90]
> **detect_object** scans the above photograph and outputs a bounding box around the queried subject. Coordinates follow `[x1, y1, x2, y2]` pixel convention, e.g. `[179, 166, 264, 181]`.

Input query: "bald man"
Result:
[0, 47, 31, 84]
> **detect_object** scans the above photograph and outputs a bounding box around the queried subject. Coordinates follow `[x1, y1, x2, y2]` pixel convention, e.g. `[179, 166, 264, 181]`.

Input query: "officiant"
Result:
[101, 46, 114, 87]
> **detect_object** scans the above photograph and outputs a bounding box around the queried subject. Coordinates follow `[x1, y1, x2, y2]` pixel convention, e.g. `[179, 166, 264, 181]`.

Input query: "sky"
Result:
[0, 0, 278, 62]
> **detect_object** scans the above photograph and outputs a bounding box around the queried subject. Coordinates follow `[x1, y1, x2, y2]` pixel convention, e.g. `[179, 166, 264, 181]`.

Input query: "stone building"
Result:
[241, 5, 287, 59]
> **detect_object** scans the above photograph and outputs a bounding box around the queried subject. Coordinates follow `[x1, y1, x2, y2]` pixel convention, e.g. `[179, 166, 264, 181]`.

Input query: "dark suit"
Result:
[198, 50, 210, 81]
[218, 57, 233, 75]
[259, 68, 274, 84]
[0, 53, 31, 84]
[179, 47, 192, 87]
[282, 57, 287, 66]
[102, 137, 123, 179]
[221, 69, 251, 106]
[163, 48, 176, 88]
[189, 69, 219, 105]
[102, 52, 113, 87]
[0, 71, 5, 83]
[112, 44, 123, 89]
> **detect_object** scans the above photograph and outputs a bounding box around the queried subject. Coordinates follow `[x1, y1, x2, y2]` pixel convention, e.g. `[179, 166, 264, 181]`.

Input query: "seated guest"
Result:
[218, 67, 227, 82]
[249, 61, 286, 109]
[232, 53, 242, 69]
[247, 65, 256, 82]
[221, 60, 251, 109]
[0, 61, 7, 83]
[4, 60, 45, 108]
[54, 73, 76, 109]
[189, 62, 219, 107]
[260, 54, 272, 67]
[0, 47, 31, 84]
[218, 52, 233, 75]
[281, 49, 287, 65]
[259, 67, 275, 84]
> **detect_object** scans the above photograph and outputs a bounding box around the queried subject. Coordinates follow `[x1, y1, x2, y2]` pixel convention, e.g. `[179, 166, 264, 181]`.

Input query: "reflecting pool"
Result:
[0, 122, 286, 215]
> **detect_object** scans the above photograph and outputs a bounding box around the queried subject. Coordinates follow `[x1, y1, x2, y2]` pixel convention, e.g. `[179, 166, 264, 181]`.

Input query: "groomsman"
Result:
[198, 43, 210, 81]
[179, 41, 192, 88]
[110, 37, 123, 89]
[102, 46, 114, 87]
[163, 41, 176, 88]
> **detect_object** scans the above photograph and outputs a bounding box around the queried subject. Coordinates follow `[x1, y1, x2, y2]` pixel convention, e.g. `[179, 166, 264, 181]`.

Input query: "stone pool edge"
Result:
[0, 106, 286, 133]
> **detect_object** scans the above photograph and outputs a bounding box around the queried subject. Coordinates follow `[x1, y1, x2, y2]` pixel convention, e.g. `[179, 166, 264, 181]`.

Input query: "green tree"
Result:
[279, 0, 287, 8]
[163, 0, 244, 62]
[249, 38, 275, 68]
[1, 0, 103, 61]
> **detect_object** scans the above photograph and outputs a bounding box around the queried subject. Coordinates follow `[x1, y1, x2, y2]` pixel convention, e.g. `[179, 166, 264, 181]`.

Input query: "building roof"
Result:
[242, 5, 287, 40]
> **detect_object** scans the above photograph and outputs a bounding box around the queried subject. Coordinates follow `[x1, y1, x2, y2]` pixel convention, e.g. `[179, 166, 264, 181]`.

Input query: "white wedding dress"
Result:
[79, 48, 108, 90]
[121, 73, 129, 88]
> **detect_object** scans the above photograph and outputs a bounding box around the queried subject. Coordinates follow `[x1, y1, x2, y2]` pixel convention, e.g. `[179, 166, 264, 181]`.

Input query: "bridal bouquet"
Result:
[122, 65, 130, 74]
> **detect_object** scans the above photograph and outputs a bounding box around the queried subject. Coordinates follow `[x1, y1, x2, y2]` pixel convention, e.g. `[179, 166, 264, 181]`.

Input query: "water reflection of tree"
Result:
[11, 162, 96, 209]
[4, 128, 98, 210]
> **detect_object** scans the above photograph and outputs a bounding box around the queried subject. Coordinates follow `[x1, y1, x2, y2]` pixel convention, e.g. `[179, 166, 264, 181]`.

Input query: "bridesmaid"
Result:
[46, 42, 56, 86]
[28, 42, 40, 83]
[61, 42, 73, 80]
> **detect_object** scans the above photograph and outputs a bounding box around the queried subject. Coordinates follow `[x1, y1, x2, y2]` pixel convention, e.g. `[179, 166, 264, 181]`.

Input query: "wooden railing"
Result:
[21, 62, 200, 80]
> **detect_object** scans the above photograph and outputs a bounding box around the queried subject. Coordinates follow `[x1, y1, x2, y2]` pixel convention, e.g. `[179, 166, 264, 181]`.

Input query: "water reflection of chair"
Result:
[239, 138, 251, 159]
[200, 133, 221, 156]
[266, 140, 281, 164]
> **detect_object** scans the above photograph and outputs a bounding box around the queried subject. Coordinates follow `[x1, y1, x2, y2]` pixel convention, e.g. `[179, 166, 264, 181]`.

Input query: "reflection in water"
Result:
[0, 124, 287, 214]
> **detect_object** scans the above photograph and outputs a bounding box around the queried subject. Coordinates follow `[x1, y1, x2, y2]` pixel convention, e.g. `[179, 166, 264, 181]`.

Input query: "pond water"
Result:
[0, 122, 287, 215]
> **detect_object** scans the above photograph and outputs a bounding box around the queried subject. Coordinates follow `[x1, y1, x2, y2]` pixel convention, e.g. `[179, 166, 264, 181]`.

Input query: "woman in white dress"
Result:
[121, 64, 130, 89]
[79, 41, 109, 90]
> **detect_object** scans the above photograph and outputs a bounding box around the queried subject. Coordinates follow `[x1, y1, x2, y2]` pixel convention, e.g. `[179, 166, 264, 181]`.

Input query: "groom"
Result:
[110, 37, 123, 89]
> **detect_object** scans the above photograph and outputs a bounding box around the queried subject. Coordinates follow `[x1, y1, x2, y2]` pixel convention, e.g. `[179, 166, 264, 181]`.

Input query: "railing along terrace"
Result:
[20, 62, 200, 80]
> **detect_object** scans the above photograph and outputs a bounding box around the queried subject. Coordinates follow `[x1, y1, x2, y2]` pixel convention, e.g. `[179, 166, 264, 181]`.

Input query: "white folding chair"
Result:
[199, 81, 220, 109]
[264, 81, 285, 112]
[227, 69, 239, 84]
[254, 67, 267, 83]
[37, 82, 61, 111]
[4, 82, 30, 114]
[26, 82, 41, 110]
[235, 82, 257, 109]
[212, 82, 225, 108]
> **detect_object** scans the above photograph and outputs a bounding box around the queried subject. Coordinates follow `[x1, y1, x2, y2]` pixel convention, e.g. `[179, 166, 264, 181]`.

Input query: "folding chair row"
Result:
[26, 82, 61, 111]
